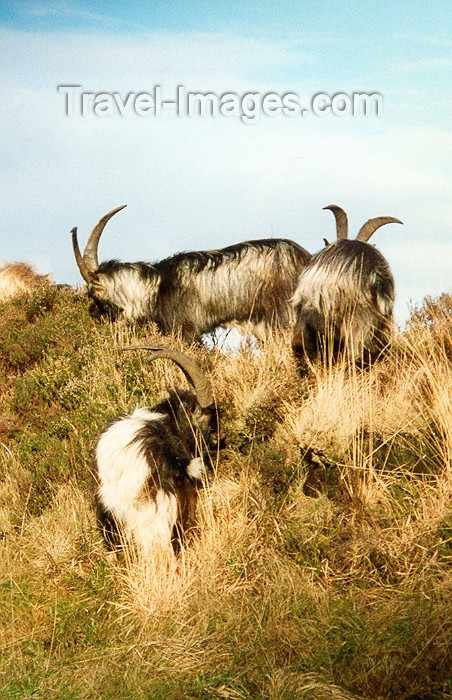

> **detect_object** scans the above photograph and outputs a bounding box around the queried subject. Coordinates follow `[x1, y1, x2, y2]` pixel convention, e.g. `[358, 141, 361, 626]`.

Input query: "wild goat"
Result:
[71, 206, 311, 342]
[94, 347, 220, 556]
[0, 262, 52, 301]
[292, 205, 402, 365]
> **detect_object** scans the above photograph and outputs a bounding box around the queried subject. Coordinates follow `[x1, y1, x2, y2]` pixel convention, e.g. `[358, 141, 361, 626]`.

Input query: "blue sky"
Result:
[0, 0, 450, 325]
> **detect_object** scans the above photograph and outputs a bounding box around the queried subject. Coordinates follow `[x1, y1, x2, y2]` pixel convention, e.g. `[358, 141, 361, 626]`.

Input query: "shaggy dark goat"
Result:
[94, 347, 220, 556]
[292, 205, 402, 365]
[71, 206, 311, 342]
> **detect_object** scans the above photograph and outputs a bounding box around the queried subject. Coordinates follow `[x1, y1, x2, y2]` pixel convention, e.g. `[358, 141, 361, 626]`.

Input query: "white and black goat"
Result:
[292, 205, 402, 365]
[94, 347, 220, 556]
[71, 206, 311, 342]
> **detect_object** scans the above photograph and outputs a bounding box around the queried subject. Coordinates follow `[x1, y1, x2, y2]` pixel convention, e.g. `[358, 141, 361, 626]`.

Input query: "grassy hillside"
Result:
[0, 287, 450, 699]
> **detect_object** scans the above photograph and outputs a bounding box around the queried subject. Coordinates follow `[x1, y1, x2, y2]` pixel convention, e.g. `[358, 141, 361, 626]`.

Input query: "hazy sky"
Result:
[0, 0, 450, 325]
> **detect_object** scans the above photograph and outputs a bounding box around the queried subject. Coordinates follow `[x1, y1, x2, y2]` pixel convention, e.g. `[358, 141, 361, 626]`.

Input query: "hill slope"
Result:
[0, 287, 451, 699]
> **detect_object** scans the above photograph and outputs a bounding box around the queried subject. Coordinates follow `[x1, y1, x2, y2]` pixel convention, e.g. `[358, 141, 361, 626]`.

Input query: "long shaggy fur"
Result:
[94, 390, 218, 556]
[87, 239, 310, 342]
[292, 240, 395, 364]
[0, 262, 52, 301]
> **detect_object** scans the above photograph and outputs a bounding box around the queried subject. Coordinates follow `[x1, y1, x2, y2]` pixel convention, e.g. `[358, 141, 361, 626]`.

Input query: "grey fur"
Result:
[292, 206, 402, 365]
[72, 206, 311, 342]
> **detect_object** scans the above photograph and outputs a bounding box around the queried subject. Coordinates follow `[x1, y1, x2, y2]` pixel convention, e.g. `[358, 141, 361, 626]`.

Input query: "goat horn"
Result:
[122, 346, 214, 408]
[323, 205, 348, 240]
[71, 227, 93, 283]
[356, 216, 403, 243]
[82, 205, 127, 274]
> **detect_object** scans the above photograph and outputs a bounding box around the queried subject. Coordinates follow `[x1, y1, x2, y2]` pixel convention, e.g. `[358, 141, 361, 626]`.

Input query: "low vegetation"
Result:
[0, 287, 450, 699]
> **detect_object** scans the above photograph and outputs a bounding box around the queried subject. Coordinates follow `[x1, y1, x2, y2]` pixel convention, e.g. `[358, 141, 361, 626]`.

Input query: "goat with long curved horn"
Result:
[292, 205, 402, 365]
[71, 204, 311, 340]
[94, 345, 220, 558]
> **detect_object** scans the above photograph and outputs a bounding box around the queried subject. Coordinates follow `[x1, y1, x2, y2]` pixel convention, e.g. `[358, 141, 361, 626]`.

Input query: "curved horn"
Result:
[82, 205, 127, 274]
[71, 227, 93, 283]
[323, 204, 348, 240]
[356, 216, 403, 243]
[122, 346, 214, 408]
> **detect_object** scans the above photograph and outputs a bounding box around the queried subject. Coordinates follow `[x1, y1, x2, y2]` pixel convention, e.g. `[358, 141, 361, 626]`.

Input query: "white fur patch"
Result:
[98, 267, 159, 321]
[132, 490, 178, 555]
[96, 408, 182, 552]
[186, 457, 205, 480]
[292, 246, 392, 316]
[96, 410, 163, 504]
